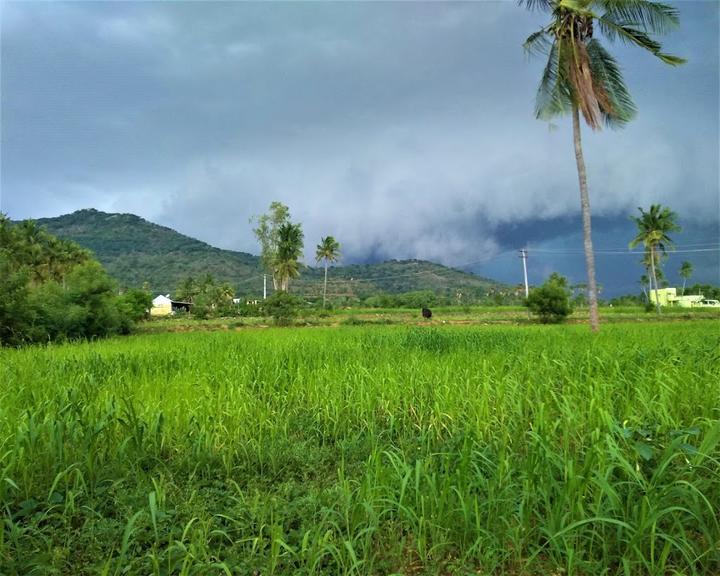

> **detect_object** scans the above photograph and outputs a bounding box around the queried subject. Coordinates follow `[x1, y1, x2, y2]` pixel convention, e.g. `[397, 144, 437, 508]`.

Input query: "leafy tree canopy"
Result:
[0, 214, 143, 346]
[526, 273, 574, 324]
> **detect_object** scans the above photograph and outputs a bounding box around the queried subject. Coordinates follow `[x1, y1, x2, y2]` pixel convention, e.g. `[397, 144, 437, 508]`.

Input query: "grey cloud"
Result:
[1, 1, 717, 288]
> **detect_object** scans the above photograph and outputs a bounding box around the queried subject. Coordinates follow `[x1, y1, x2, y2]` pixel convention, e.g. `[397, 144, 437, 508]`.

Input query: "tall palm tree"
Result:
[629, 204, 680, 314]
[315, 236, 341, 308]
[639, 273, 650, 303]
[275, 222, 304, 292]
[679, 260, 693, 295]
[252, 201, 290, 291]
[522, 0, 685, 332]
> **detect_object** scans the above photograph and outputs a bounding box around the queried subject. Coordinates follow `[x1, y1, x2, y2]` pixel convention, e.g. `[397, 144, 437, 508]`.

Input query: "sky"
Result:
[1, 0, 718, 295]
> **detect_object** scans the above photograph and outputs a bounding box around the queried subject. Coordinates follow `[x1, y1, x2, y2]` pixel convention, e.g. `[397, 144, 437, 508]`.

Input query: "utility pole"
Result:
[263, 274, 267, 300]
[519, 249, 529, 298]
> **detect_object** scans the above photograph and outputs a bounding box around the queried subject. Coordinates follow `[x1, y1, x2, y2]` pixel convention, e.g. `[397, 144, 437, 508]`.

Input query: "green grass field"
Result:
[137, 305, 720, 334]
[1, 321, 719, 575]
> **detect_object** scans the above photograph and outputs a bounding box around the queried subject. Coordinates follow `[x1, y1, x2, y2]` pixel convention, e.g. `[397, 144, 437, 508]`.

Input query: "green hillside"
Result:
[34, 209, 505, 298]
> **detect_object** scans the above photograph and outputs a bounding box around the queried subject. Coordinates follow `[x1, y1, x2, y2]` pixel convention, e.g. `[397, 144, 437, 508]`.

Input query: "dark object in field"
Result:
[422, 307, 432, 320]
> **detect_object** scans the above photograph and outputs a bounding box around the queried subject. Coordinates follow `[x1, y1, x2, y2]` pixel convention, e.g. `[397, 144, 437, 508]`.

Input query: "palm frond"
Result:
[518, 0, 554, 12]
[535, 39, 573, 120]
[586, 39, 636, 129]
[524, 28, 552, 57]
[629, 204, 681, 251]
[598, 0, 680, 34]
[598, 15, 686, 65]
[598, 16, 661, 50]
[654, 52, 686, 66]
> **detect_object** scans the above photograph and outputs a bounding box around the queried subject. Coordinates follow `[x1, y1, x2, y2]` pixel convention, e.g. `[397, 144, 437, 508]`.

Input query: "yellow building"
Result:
[649, 287, 705, 308]
[150, 295, 173, 316]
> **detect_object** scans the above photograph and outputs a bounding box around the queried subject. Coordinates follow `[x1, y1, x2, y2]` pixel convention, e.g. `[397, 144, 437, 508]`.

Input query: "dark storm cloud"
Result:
[1, 1, 718, 291]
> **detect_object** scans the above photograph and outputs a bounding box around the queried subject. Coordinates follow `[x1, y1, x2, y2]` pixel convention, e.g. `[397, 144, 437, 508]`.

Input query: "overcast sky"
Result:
[1, 1, 718, 294]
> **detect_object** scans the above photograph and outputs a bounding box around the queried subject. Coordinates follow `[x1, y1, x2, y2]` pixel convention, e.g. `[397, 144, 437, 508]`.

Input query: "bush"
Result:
[119, 288, 153, 322]
[191, 292, 214, 320]
[31, 262, 127, 340]
[0, 257, 33, 346]
[526, 274, 573, 324]
[0, 220, 142, 346]
[261, 291, 302, 326]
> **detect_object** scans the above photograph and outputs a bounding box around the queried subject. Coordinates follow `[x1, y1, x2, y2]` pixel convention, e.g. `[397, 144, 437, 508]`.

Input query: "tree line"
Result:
[0, 215, 150, 346]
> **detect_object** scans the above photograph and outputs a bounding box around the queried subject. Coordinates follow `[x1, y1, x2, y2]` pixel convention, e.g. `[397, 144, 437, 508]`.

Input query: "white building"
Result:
[150, 294, 173, 316]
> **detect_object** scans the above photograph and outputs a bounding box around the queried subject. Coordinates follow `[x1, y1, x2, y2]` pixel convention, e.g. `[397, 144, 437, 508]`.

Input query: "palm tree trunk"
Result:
[323, 261, 328, 308]
[681, 277, 686, 296]
[572, 104, 600, 333]
[650, 246, 661, 314]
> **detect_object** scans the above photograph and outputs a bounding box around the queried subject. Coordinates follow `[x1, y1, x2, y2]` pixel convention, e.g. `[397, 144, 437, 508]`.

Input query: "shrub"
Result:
[31, 261, 126, 340]
[0, 257, 33, 346]
[262, 291, 302, 326]
[526, 274, 573, 324]
[119, 288, 153, 322]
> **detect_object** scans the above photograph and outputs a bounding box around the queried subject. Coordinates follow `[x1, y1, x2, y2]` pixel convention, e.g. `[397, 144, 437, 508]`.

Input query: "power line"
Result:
[259, 241, 718, 297]
[527, 248, 719, 255]
[444, 245, 719, 271]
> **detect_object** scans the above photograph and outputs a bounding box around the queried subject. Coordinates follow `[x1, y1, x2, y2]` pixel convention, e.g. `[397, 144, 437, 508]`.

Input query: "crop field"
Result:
[137, 305, 720, 335]
[1, 321, 719, 575]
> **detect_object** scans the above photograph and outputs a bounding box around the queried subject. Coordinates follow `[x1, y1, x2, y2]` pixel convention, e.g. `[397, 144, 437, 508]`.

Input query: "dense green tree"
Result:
[629, 204, 680, 314]
[679, 261, 693, 295]
[525, 273, 573, 324]
[261, 291, 303, 326]
[315, 236, 341, 308]
[119, 288, 153, 322]
[174, 274, 236, 318]
[175, 276, 200, 303]
[252, 202, 291, 291]
[275, 222, 304, 292]
[522, 0, 684, 332]
[685, 283, 720, 300]
[30, 261, 126, 341]
[0, 256, 33, 346]
[0, 214, 141, 346]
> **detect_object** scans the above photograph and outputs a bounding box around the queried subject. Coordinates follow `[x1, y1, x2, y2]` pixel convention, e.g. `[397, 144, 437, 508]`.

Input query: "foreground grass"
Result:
[1, 322, 719, 575]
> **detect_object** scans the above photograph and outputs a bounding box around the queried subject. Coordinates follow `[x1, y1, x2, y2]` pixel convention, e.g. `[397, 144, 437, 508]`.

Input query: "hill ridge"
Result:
[30, 209, 506, 298]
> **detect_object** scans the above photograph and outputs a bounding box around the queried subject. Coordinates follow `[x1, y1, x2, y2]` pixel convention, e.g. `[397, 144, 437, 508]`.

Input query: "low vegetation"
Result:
[1, 322, 718, 574]
[0, 216, 150, 347]
[526, 273, 573, 324]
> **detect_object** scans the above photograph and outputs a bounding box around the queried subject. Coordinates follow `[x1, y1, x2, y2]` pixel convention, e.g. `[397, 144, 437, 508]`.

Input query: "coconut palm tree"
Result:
[522, 0, 685, 331]
[679, 260, 693, 295]
[639, 273, 650, 303]
[315, 236, 341, 308]
[629, 204, 680, 314]
[275, 222, 304, 292]
[252, 201, 290, 291]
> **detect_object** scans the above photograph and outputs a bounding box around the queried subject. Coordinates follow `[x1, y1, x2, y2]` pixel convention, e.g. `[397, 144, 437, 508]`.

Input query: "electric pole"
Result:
[263, 274, 267, 300]
[519, 249, 529, 298]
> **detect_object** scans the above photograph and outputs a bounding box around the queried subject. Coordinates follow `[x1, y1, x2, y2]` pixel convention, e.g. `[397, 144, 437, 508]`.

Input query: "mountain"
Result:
[33, 209, 506, 298]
